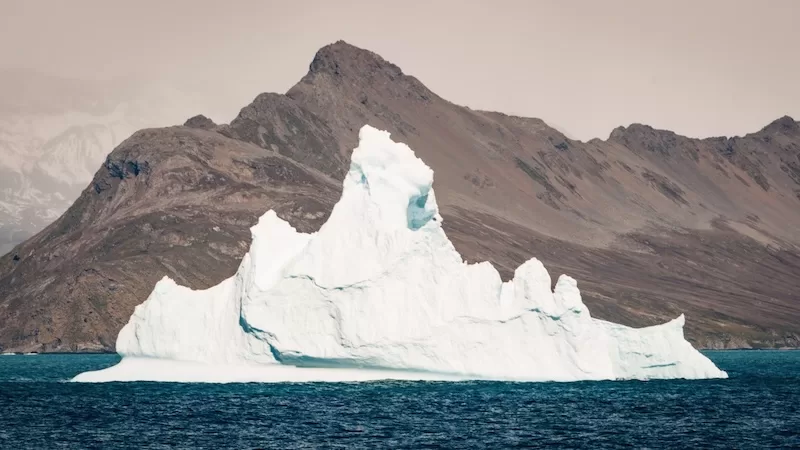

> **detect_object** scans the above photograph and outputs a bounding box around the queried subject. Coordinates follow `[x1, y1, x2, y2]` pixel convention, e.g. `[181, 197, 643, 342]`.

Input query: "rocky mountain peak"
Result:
[608, 123, 671, 143]
[288, 40, 434, 108]
[607, 125, 627, 141]
[184, 114, 217, 130]
[760, 115, 798, 134]
[307, 40, 404, 80]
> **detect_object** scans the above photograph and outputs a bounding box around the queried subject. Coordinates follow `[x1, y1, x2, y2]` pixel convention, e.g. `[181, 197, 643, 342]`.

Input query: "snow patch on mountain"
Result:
[74, 126, 727, 383]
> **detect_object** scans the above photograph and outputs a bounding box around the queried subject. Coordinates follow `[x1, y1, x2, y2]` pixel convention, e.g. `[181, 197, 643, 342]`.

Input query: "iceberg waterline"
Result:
[74, 126, 727, 383]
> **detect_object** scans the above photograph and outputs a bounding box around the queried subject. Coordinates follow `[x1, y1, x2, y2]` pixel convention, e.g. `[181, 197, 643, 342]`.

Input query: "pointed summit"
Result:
[760, 115, 798, 134]
[183, 114, 216, 130]
[608, 123, 672, 143]
[306, 40, 404, 80]
[285, 41, 435, 145]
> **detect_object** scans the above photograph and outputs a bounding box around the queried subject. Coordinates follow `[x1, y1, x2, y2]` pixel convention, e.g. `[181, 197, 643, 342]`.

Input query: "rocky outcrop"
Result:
[183, 115, 217, 130]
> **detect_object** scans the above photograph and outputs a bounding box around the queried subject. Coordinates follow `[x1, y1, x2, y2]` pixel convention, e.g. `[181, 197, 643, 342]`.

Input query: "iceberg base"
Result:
[72, 357, 470, 383]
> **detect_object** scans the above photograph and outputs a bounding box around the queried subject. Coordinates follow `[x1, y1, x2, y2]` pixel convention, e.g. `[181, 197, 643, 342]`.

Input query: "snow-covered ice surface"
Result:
[74, 126, 727, 383]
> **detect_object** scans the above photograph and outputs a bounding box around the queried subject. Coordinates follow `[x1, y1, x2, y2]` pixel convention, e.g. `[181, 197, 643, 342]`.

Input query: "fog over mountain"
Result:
[0, 71, 226, 254]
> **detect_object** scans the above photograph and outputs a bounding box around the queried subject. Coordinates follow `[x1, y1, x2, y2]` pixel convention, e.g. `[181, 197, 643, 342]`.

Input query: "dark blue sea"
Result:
[1, 351, 798, 449]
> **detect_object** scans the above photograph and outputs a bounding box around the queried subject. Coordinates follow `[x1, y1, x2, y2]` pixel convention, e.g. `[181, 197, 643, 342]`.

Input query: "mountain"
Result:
[0, 71, 211, 255]
[1, 41, 799, 352]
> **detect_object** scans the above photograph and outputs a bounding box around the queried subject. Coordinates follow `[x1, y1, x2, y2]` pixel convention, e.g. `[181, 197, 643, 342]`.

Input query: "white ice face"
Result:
[74, 125, 727, 383]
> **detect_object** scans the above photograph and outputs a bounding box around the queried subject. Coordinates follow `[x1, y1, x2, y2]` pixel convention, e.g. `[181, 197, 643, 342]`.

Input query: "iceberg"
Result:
[74, 126, 727, 383]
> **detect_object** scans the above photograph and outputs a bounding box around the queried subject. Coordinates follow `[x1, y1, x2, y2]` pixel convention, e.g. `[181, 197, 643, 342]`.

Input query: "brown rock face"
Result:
[183, 115, 217, 130]
[1, 41, 799, 352]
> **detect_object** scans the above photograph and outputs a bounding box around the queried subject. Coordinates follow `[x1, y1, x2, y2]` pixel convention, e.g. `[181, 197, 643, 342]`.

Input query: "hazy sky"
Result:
[1, 0, 798, 140]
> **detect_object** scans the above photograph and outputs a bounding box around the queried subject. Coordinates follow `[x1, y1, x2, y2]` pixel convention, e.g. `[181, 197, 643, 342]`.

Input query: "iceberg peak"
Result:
[344, 126, 440, 231]
[74, 125, 727, 383]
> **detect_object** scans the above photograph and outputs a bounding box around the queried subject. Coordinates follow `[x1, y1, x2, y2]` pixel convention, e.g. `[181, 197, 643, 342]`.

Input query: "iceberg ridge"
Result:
[74, 125, 727, 383]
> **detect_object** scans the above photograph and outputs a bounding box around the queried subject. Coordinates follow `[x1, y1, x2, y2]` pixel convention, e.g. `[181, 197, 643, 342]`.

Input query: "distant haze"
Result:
[1, 0, 798, 140]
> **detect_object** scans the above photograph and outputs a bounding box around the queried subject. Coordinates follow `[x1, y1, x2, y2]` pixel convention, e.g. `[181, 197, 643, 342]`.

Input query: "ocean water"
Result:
[0, 351, 798, 449]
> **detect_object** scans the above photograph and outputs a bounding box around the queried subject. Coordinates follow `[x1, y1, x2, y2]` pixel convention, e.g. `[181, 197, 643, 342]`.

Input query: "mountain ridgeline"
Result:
[1, 41, 799, 352]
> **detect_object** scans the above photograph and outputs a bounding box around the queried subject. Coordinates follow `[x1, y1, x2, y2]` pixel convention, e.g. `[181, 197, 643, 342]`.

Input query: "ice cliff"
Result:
[74, 125, 727, 383]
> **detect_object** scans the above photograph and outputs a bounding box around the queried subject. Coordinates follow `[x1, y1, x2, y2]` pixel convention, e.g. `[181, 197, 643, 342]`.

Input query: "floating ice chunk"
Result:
[74, 126, 727, 383]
